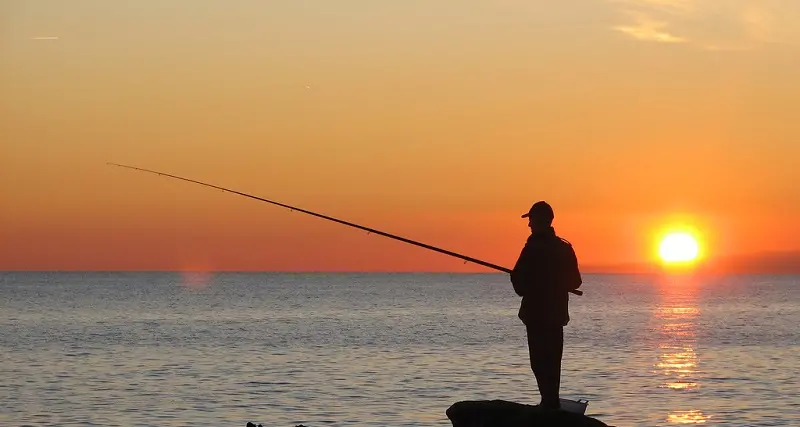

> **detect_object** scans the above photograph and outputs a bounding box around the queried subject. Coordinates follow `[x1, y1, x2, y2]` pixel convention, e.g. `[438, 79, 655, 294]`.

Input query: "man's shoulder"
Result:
[555, 236, 578, 256]
[525, 234, 573, 252]
[524, 233, 550, 246]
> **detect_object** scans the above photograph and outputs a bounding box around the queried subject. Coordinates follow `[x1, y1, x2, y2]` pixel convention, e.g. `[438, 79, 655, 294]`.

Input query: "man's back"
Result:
[511, 227, 582, 326]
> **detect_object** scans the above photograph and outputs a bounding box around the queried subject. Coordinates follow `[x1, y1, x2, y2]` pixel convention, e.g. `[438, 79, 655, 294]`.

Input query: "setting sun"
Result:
[659, 232, 700, 264]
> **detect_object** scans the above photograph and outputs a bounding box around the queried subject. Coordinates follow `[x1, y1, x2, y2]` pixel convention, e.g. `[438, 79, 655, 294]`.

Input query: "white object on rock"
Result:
[560, 398, 589, 415]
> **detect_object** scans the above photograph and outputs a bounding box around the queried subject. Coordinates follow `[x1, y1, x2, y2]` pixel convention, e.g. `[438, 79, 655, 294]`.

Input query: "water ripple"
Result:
[1, 272, 797, 426]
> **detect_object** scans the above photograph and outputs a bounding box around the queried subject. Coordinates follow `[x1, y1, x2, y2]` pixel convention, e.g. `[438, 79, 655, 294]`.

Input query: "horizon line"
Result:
[1, 269, 797, 276]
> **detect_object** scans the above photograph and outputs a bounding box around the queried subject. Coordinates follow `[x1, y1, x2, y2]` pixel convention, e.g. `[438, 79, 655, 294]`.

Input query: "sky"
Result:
[2, 0, 799, 272]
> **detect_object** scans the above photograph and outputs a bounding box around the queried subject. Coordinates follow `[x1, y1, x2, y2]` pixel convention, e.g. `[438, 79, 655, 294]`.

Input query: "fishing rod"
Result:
[108, 162, 582, 296]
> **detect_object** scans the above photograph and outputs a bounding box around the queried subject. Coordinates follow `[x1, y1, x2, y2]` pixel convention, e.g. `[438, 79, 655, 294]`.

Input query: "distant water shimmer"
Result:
[1, 272, 798, 426]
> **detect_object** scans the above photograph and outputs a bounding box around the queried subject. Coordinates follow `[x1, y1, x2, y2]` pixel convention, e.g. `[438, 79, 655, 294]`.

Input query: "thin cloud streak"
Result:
[613, 11, 685, 43]
[609, 0, 799, 50]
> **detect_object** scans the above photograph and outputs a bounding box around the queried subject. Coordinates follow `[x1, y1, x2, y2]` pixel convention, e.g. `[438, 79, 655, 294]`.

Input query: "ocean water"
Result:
[1, 272, 797, 427]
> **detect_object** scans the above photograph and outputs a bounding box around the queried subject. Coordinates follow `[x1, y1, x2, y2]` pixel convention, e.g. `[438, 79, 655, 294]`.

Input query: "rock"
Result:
[245, 424, 304, 427]
[446, 400, 611, 427]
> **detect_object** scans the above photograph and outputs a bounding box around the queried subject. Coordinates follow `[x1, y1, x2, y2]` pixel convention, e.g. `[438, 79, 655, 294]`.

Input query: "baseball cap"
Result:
[521, 201, 554, 221]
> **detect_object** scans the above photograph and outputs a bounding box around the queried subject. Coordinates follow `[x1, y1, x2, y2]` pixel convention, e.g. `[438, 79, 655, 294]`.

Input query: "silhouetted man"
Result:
[510, 201, 582, 411]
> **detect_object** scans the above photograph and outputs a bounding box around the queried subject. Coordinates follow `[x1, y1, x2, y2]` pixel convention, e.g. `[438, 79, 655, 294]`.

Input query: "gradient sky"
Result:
[2, 1, 799, 272]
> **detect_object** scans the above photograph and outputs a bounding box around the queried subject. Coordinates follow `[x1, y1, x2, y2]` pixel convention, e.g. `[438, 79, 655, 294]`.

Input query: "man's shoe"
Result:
[538, 401, 562, 412]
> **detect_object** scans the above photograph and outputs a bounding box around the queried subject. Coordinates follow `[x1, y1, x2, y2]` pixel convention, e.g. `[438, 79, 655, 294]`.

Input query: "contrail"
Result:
[32, 36, 59, 40]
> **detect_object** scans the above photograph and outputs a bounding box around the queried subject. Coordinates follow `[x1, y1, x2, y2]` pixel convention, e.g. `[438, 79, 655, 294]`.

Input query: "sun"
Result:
[658, 232, 700, 264]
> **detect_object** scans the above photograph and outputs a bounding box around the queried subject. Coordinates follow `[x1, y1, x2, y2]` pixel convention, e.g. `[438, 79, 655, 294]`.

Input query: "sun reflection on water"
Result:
[668, 410, 711, 424]
[654, 277, 712, 424]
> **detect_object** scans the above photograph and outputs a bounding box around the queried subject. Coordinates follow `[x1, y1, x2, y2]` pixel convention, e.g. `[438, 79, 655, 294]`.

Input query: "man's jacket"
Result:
[510, 227, 582, 327]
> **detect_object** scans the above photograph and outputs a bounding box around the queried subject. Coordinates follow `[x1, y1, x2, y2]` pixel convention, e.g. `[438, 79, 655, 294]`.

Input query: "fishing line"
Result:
[108, 162, 582, 296]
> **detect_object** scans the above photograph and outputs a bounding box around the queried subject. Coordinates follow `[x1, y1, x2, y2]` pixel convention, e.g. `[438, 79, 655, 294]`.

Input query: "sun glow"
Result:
[659, 232, 700, 264]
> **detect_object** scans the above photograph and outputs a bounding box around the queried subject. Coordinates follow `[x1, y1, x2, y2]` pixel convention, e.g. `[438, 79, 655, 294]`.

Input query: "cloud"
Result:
[609, 0, 800, 50]
[613, 11, 685, 43]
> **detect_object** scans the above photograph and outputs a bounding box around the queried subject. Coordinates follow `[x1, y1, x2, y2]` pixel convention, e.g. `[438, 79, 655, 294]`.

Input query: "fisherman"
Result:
[510, 201, 582, 411]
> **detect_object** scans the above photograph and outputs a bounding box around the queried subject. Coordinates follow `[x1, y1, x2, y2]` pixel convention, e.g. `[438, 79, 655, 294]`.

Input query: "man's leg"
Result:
[526, 325, 544, 401]
[527, 325, 563, 409]
[540, 326, 564, 409]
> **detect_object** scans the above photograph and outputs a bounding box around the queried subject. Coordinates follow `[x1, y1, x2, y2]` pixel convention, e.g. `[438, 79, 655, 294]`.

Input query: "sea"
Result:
[1, 272, 797, 427]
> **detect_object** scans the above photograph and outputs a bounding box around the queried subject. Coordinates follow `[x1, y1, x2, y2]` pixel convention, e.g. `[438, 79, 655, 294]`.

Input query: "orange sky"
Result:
[2, 1, 799, 272]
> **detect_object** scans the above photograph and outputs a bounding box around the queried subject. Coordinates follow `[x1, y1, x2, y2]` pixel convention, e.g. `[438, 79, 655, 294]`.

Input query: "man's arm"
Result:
[510, 239, 534, 296]
[562, 243, 582, 292]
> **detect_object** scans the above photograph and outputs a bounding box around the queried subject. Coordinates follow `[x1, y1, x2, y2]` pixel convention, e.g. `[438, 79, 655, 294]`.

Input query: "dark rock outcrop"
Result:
[446, 400, 611, 427]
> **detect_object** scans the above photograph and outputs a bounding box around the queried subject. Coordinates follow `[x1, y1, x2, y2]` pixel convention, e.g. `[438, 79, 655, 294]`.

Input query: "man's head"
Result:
[521, 201, 554, 232]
